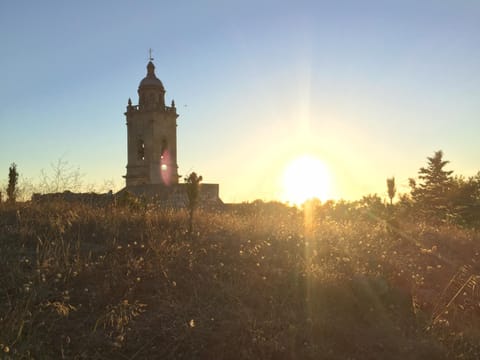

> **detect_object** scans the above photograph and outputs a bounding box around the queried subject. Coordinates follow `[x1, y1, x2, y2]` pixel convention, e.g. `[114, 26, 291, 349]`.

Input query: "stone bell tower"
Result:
[124, 60, 179, 187]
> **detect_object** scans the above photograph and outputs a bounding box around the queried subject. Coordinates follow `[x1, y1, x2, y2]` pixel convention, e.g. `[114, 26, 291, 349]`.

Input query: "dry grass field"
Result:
[1, 200, 480, 359]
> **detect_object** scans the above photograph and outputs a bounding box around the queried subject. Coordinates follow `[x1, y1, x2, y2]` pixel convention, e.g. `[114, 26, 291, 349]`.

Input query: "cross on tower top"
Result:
[149, 48, 154, 61]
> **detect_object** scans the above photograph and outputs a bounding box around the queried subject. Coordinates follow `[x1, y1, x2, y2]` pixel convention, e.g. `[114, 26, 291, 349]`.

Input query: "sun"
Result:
[281, 154, 332, 205]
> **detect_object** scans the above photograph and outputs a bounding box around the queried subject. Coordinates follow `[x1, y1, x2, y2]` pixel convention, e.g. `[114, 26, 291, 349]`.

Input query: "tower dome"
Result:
[138, 61, 165, 90]
[137, 60, 166, 109]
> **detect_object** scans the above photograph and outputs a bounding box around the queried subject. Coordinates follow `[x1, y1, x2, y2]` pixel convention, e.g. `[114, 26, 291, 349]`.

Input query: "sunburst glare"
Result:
[281, 154, 332, 205]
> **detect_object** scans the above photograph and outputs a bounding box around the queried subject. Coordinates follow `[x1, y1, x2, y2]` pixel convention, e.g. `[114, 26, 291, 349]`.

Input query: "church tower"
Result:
[124, 60, 179, 187]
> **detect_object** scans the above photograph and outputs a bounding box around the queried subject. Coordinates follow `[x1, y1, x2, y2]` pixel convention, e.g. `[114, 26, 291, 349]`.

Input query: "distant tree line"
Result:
[307, 150, 480, 228]
[399, 150, 480, 227]
[0, 158, 117, 203]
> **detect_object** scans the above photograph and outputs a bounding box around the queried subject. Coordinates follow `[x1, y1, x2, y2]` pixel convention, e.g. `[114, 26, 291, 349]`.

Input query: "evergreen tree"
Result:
[411, 151, 453, 220]
[7, 163, 19, 204]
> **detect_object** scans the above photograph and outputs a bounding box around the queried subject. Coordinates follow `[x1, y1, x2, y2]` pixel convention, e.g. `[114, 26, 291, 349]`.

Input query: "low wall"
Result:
[31, 184, 222, 208]
[116, 183, 222, 207]
[31, 191, 114, 206]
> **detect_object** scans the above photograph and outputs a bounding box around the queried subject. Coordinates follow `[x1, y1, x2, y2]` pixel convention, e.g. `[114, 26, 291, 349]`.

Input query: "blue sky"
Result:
[1, 0, 479, 202]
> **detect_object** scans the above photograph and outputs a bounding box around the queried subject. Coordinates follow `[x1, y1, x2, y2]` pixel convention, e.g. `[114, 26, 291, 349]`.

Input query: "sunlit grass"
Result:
[0, 200, 479, 358]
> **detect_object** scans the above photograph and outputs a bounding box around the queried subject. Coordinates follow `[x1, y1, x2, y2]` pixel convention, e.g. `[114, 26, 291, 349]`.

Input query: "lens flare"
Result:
[160, 150, 173, 185]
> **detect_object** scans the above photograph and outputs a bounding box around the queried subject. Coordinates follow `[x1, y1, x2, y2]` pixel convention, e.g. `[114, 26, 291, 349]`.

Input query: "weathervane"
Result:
[149, 48, 154, 61]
